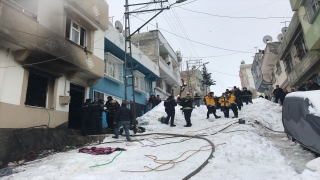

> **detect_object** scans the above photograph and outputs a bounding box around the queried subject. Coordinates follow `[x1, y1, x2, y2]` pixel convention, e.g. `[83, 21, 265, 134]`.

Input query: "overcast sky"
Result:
[105, 0, 293, 95]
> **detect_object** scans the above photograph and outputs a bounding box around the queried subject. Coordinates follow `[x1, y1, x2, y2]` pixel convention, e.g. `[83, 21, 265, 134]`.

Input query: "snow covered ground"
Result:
[1, 98, 319, 180]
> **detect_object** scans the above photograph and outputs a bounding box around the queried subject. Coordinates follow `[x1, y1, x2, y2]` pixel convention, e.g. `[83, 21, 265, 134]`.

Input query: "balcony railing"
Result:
[305, 0, 320, 23]
[2, 0, 37, 20]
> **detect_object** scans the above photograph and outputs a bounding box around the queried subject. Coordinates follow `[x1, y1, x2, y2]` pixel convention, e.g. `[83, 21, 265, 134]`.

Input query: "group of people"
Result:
[269, 79, 320, 105]
[81, 96, 133, 141]
[148, 95, 162, 109]
[162, 86, 253, 127]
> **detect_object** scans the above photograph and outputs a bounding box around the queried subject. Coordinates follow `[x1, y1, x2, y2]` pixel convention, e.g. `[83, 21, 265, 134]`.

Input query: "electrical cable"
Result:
[89, 150, 123, 168]
[176, 7, 292, 19]
[131, 14, 256, 54]
[255, 120, 285, 133]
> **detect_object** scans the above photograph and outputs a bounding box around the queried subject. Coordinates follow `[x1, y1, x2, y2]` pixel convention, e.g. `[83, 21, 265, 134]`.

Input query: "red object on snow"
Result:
[78, 147, 126, 155]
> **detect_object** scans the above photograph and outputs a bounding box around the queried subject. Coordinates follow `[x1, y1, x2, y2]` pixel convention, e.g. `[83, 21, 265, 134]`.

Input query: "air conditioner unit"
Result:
[59, 96, 71, 105]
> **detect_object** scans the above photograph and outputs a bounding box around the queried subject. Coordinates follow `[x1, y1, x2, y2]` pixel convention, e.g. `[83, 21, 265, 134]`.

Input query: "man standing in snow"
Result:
[194, 93, 201, 107]
[106, 100, 119, 130]
[180, 92, 194, 127]
[81, 99, 92, 136]
[155, 95, 162, 106]
[233, 86, 243, 110]
[219, 93, 230, 118]
[273, 85, 283, 104]
[295, 85, 305, 91]
[229, 91, 239, 118]
[242, 87, 253, 105]
[113, 103, 133, 142]
[164, 96, 177, 127]
[205, 92, 221, 119]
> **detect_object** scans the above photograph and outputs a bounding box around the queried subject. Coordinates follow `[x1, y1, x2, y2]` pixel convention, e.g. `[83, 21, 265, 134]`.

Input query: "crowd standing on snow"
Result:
[266, 79, 320, 105]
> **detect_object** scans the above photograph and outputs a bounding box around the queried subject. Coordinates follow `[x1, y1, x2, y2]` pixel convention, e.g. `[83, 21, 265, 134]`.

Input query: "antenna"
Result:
[277, 34, 284, 42]
[281, 27, 288, 34]
[263, 35, 273, 44]
[115, 21, 123, 33]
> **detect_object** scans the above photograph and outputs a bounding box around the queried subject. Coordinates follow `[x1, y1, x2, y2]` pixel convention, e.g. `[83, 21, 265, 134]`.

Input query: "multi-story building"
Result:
[0, 0, 109, 129]
[131, 30, 182, 100]
[89, 21, 160, 123]
[176, 69, 205, 99]
[278, 11, 320, 88]
[239, 61, 257, 97]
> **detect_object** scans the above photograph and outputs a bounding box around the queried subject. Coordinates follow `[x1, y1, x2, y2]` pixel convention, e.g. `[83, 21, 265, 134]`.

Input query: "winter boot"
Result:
[215, 116, 221, 119]
[112, 136, 118, 139]
[232, 116, 238, 119]
[170, 124, 176, 127]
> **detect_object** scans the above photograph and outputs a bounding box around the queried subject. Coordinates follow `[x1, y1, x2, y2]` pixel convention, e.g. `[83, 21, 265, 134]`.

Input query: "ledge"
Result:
[104, 74, 123, 84]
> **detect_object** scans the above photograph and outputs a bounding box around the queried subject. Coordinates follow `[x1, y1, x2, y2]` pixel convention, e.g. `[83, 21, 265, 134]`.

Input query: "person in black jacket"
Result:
[307, 80, 320, 91]
[242, 87, 253, 105]
[112, 103, 133, 141]
[81, 99, 92, 136]
[180, 92, 194, 127]
[233, 86, 243, 110]
[280, 89, 288, 106]
[91, 99, 105, 135]
[273, 85, 283, 104]
[295, 85, 306, 91]
[106, 100, 119, 130]
[164, 96, 177, 127]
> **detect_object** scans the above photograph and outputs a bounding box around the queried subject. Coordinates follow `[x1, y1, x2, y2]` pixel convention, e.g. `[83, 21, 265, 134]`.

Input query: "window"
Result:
[93, 90, 104, 101]
[145, 81, 151, 92]
[275, 61, 282, 75]
[104, 52, 124, 83]
[294, 34, 308, 60]
[133, 70, 145, 93]
[156, 78, 163, 89]
[284, 55, 294, 74]
[66, 17, 87, 47]
[166, 83, 172, 94]
[305, 0, 320, 23]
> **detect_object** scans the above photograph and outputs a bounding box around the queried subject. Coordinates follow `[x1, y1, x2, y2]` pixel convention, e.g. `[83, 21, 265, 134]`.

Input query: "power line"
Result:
[177, 7, 292, 19]
[131, 14, 256, 54]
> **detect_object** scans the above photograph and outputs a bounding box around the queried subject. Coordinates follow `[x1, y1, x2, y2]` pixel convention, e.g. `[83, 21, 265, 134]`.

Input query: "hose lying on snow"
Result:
[254, 120, 285, 133]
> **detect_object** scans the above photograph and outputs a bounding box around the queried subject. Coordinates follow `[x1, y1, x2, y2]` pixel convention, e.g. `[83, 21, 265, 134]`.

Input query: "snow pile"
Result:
[287, 90, 320, 116]
[241, 98, 284, 131]
[300, 157, 320, 180]
[1, 98, 318, 180]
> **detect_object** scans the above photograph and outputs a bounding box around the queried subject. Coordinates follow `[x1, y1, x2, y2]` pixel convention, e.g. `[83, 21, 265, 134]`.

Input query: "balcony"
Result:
[290, 0, 303, 10]
[278, 12, 301, 60]
[2, 0, 38, 20]
[159, 58, 181, 87]
[0, 1, 105, 81]
[287, 51, 320, 86]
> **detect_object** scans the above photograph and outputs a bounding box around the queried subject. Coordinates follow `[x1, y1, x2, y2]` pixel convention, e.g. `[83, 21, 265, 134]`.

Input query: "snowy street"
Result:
[2, 98, 320, 180]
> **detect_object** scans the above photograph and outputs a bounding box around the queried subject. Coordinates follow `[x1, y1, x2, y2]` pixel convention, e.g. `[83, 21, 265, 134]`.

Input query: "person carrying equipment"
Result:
[205, 92, 221, 119]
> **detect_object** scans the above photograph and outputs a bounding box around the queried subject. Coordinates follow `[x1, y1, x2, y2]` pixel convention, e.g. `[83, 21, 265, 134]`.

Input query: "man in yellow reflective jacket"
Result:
[229, 91, 239, 118]
[205, 92, 221, 119]
[219, 93, 230, 118]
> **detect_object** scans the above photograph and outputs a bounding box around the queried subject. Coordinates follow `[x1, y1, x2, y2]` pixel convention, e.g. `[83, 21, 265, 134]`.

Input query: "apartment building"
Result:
[0, 0, 109, 129]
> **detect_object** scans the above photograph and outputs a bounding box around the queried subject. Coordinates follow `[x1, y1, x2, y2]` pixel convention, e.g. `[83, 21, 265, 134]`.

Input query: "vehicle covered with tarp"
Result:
[282, 90, 320, 154]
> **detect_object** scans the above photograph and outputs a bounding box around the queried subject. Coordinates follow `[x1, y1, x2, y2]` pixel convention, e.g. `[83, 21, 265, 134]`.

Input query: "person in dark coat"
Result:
[280, 89, 288, 106]
[164, 96, 177, 127]
[106, 100, 119, 130]
[91, 99, 105, 135]
[295, 85, 306, 91]
[180, 92, 194, 127]
[156, 95, 162, 106]
[148, 95, 155, 109]
[81, 99, 92, 136]
[307, 80, 320, 91]
[105, 96, 120, 109]
[233, 86, 243, 110]
[242, 87, 253, 105]
[112, 103, 133, 141]
[273, 85, 283, 104]
[194, 93, 201, 107]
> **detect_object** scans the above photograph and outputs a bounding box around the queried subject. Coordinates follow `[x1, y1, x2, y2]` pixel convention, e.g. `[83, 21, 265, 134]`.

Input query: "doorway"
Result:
[68, 83, 85, 129]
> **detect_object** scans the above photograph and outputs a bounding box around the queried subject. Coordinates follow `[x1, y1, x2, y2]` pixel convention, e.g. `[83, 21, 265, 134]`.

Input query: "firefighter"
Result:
[219, 93, 230, 118]
[205, 92, 221, 119]
[229, 91, 239, 118]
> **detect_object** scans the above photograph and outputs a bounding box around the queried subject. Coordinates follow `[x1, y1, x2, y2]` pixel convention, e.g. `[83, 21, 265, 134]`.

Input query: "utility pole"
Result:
[123, 0, 186, 133]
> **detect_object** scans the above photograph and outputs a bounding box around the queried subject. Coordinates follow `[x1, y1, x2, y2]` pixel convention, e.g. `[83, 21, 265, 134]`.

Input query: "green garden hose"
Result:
[89, 151, 123, 168]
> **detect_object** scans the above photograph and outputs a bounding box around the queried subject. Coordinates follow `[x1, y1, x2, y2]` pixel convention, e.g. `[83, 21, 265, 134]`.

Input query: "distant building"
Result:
[176, 69, 206, 100]
[239, 61, 257, 98]
[131, 30, 182, 100]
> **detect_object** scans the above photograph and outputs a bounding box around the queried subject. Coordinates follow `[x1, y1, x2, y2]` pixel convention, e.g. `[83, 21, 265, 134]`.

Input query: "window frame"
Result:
[284, 55, 294, 74]
[305, 0, 320, 23]
[104, 52, 124, 83]
[66, 17, 87, 47]
[133, 70, 145, 93]
[294, 34, 308, 60]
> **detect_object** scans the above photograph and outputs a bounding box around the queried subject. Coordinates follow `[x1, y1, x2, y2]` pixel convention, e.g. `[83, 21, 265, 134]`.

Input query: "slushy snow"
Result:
[1, 98, 319, 180]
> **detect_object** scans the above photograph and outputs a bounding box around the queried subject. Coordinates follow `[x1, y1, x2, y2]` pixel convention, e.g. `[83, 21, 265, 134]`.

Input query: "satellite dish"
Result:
[281, 27, 288, 34]
[263, 35, 273, 44]
[277, 34, 284, 42]
[115, 21, 123, 33]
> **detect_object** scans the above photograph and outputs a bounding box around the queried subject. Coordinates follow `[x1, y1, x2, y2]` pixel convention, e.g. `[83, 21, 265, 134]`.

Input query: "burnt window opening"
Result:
[284, 55, 294, 74]
[25, 73, 48, 108]
[294, 34, 308, 60]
